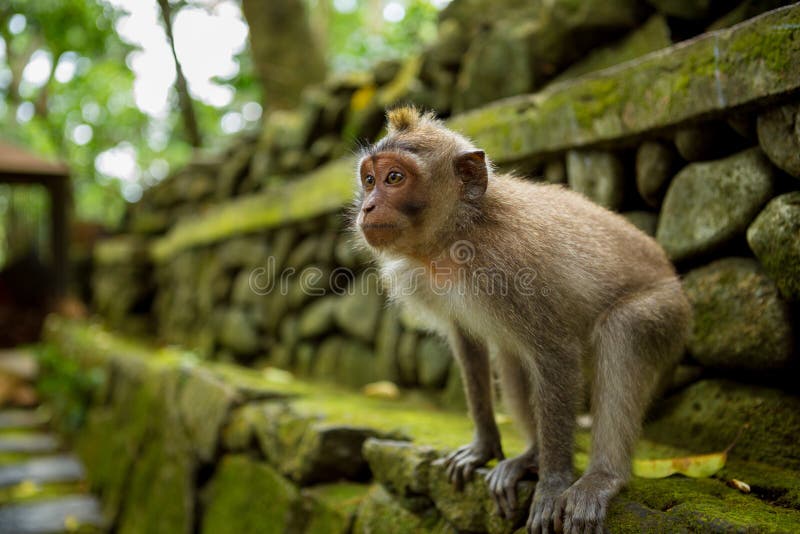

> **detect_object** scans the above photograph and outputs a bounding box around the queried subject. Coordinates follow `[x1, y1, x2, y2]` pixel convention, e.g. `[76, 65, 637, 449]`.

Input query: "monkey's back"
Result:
[472, 174, 680, 334]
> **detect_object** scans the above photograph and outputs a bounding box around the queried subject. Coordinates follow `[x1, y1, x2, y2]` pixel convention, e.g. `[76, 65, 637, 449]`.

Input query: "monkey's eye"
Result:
[364, 175, 375, 187]
[386, 171, 404, 185]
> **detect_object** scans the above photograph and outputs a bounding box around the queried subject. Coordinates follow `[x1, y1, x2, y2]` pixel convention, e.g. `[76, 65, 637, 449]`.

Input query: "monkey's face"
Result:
[356, 151, 432, 250]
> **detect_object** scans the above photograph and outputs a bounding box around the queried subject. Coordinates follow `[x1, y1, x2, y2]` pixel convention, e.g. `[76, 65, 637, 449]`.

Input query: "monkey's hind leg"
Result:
[553, 280, 690, 534]
[487, 351, 538, 519]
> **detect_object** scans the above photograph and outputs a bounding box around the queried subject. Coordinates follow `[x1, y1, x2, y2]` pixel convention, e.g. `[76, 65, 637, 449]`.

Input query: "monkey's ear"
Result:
[455, 150, 488, 201]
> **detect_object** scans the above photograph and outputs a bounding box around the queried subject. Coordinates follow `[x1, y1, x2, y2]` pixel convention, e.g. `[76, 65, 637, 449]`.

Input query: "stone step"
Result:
[0, 456, 85, 488]
[0, 410, 49, 431]
[0, 495, 105, 534]
[0, 434, 60, 455]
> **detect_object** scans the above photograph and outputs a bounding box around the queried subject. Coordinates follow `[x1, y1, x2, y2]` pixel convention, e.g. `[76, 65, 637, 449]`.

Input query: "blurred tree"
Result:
[156, 0, 202, 147]
[242, 0, 327, 111]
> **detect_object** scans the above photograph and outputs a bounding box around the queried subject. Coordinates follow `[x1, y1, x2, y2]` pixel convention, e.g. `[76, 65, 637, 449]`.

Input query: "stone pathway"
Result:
[0, 349, 105, 534]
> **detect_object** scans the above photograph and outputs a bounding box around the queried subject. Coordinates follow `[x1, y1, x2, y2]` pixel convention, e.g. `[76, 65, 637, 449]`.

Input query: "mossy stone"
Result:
[353, 484, 452, 534]
[363, 439, 437, 496]
[621, 211, 658, 237]
[200, 455, 301, 534]
[657, 148, 776, 262]
[747, 192, 800, 300]
[757, 100, 800, 178]
[302, 482, 369, 534]
[428, 459, 533, 533]
[298, 296, 338, 339]
[566, 150, 625, 210]
[333, 275, 384, 344]
[635, 140, 677, 208]
[646, 379, 800, 470]
[177, 367, 242, 462]
[416, 336, 452, 389]
[682, 257, 793, 371]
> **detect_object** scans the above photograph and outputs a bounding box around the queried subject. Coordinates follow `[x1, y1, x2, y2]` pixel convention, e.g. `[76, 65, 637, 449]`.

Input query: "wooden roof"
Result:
[0, 141, 69, 181]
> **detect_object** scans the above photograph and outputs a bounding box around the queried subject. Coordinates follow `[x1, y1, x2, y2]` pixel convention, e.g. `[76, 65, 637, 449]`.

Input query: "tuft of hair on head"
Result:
[386, 105, 436, 134]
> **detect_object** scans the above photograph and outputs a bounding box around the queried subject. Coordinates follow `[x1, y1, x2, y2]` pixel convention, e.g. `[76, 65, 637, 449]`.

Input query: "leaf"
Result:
[633, 451, 727, 479]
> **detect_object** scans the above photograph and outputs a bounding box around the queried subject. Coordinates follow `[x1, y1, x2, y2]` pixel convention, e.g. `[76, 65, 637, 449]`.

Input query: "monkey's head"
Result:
[354, 106, 489, 257]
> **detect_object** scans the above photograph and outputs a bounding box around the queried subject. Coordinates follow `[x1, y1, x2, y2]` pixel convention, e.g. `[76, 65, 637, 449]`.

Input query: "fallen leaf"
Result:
[633, 451, 727, 479]
[362, 381, 400, 400]
[728, 478, 751, 493]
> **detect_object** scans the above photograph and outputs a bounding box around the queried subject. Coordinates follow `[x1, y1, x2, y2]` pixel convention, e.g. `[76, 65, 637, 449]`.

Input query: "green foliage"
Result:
[322, 0, 441, 73]
[33, 343, 104, 434]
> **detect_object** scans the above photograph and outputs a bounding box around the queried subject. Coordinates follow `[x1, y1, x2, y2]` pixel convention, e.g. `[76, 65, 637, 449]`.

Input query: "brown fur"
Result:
[353, 107, 691, 534]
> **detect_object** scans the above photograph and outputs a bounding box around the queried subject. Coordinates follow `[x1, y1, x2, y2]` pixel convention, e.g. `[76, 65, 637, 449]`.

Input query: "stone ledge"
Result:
[150, 157, 355, 262]
[449, 3, 800, 163]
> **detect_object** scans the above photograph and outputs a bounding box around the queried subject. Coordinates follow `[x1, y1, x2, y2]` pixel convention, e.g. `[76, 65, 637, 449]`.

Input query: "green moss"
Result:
[151, 158, 356, 262]
[0, 481, 89, 505]
[302, 482, 369, 534]
[200, 455, 301, 534]
[353, 484, 451, 534]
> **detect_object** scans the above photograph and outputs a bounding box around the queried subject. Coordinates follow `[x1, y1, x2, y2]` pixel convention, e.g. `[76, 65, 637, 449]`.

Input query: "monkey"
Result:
[352, 106, 691, 534]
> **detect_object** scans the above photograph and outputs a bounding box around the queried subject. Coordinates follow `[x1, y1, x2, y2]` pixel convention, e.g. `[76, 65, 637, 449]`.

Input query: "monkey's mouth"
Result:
[359, 222, 400, 247]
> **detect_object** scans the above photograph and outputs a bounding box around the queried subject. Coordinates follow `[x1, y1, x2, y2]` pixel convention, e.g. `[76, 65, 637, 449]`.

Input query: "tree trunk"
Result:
[241, 0, 327, 112]
[157, 0, 202, 148]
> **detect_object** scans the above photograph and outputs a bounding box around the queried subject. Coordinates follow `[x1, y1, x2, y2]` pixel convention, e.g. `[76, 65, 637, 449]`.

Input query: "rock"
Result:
[217, 308, 261, 355]
[312, 336, 344, 381]
[442, 365, 467, 411]
[566, 150, 625, 210]
[635, 140, 678, 207]
[116, 408, 194, 534]
[295, 343, 315, 377]
[374, 306, 401, 383]
[656, 148, 776, 262]
[353, 484, 448, 533]
[428, 459, 534, 533]
[646, 379, 800, 470]
[554, 14, 672, 83]
[646, 0, 712, 19]
[252, 403, 395, 485]
[757, 100, 800, 178]
[674, 122, 745, 162]
[178, 367, 242, 462]
[200, 455, 302, 533]
[397, 331, 418, 386]
[543, 158, 566, 184]
[301, 483, 368, 534]
[447, 5, 800, 165]
[416, 336, 452, 389]
[298, 296, 338, 339]
[333, 275, 384, 343]
[453, 22, 533, 113]
[363, 439, 437, 496]
[337, 341, 380, 388]
[622, 211, 658, 237]
[286, 236, 319, 270]
[682, 258, 793, 371]
[747, 192, 800, 300]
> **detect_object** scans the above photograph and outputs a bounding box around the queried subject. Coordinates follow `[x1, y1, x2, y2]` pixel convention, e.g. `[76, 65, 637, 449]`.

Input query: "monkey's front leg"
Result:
[527, 344, 580, 534]
[443, 327, 504, 490]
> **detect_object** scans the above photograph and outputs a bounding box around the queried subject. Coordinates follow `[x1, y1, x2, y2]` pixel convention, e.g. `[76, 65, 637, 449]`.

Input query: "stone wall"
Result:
[42, 318, 800, 533]
[93, 1, 800, 401]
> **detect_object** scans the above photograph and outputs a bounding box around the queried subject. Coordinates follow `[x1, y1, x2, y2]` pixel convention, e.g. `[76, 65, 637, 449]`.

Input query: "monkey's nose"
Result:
[363, 203, 376, 213]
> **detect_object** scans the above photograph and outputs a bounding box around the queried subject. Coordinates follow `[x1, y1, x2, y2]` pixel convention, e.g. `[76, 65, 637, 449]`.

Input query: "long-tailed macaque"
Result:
[353, 107, 691, 533]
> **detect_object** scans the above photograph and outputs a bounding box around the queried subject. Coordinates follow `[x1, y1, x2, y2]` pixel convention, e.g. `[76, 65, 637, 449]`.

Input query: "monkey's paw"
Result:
[443, 439, 504, 491]
[486, 448, 538, 518]
[526, 477, 571, 534]
[552, 473, 618, 534]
